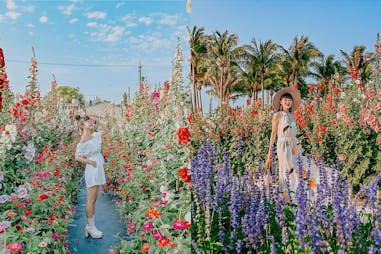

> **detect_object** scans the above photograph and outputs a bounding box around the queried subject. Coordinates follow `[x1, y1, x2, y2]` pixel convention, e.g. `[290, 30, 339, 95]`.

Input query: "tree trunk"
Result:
[191, 64, 196, 113]
[261, 75, 264, 108]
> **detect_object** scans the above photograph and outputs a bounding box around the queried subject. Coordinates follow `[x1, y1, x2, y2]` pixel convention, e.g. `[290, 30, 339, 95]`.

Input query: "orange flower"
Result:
[146, 208, 161, 219]
[309, 179, 317, 189]
[158, 237, 169, 247]
[282, 192, 290, 203]
[121, 190, 128, 197]
[148, 131, 155, 139]
[7, 211, 17, 217]
[255, 100, 262, 107]
[170, 242, 177, 248]
[141, 243, 150, 252]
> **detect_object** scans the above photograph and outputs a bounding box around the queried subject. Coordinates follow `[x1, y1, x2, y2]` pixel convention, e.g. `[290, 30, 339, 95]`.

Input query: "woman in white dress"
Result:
[74, 115, 107, 238]
[265, 87, 320, 196]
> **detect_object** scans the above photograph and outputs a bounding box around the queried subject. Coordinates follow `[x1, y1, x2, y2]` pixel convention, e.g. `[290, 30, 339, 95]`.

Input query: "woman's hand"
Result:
[89, 160, 97, 168]
[264, 153, 272, 172]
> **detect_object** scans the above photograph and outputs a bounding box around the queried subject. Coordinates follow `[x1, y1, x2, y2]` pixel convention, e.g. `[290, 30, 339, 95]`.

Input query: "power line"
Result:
[6, 59, 138, 67]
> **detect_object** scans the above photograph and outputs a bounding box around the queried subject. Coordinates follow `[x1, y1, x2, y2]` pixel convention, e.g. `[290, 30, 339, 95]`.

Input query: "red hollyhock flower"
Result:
[308, 83, 315, 94]
[318, 125, 327, 133]
[316, 84, 324, 91]
[0, 48, 5, 68]
[316, 135, 322, 142]
[177, 127, 190, 145]
[187, 113, 193, 125]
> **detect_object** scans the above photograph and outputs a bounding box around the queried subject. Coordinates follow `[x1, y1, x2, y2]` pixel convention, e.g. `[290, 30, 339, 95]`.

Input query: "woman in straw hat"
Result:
[265, 87, 321, 195]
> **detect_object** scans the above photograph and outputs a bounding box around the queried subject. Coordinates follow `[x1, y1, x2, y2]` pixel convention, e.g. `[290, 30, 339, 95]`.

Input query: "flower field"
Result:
[102, 44, 192, 253]
[1, 52, 82, 253]
[189, 36, 381, 253]
[0, 42, 192, 253]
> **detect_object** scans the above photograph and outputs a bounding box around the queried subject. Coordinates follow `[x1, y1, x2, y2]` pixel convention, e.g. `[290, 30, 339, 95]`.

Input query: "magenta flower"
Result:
[142, 223, 154, 231]
[172, 221, 186, 230]
[152, 231, 163, 239]
[7, 243, 23, 252]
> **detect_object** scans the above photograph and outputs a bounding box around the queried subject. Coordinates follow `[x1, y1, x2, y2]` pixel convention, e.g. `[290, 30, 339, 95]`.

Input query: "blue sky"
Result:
[0, 0, 190, 103]
[191, 0, 380, 108]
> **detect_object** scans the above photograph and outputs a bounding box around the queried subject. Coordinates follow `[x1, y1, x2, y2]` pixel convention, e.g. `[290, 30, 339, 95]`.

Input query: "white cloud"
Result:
[86, 11, 107, 19]
[0, 15, 5, 22]
[21, 5, 34, 12]
[26, 23, 35, 28]
[105, 26, 124, 42]
[158, 14, 178, 26]
[6, 11, 21, 20]
[129, 34, 172, 51]
[39, 16, 48, 23]
[121, 14, 135, 22]
[138, 16, 153, 25]
[59, 3, 75, 15]
[116, 2, 125, 8]
[69, 18, 79, 24]
[87, 22, 97, 27]
[6, 0, 16, 10]
[28, 31, 33, 36]
[121, 14, 137, 27]
[87, 24, 125, 43]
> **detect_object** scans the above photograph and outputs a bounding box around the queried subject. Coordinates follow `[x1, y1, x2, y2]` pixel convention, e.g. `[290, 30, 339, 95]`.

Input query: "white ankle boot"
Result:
[85, 217, 103, 238]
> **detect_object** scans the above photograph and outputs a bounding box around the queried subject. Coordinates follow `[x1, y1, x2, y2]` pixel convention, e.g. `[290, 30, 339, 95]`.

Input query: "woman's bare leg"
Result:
[86, 185, 99, 218]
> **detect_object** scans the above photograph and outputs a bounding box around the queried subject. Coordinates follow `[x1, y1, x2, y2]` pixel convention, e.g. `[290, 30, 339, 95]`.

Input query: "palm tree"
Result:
[280, 35, 321, 87]
[309, 54, 346, 96]
[243, 39, 279, 106]
[340, 46, 375, 85]
[205, 30, 243, 108]
[187, 26, 207, 114]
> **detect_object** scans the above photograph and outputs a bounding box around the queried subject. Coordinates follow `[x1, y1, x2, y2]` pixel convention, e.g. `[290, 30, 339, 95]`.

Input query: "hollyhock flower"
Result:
[177, 127, 190, 145]
[141, 223, 154, 231]
[6, 243, 22, 252]
[317, 84, 324, 91]
[318, 125, 327, 133]
[308, 83, 315, 94]
[158, 237, 169, 247]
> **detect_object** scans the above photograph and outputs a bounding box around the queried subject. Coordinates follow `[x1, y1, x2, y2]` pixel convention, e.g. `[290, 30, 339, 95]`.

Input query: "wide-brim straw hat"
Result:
[272, 86, 301, 111]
